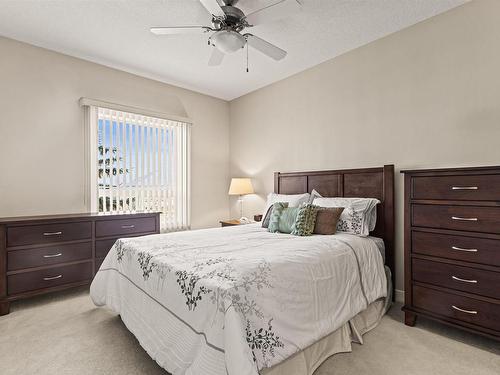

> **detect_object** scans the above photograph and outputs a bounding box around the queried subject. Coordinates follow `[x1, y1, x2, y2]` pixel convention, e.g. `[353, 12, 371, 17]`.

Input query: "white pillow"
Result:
[309, 189, 322, 204]
[264, 193, 310, 214]
[312, 197, 380, 236]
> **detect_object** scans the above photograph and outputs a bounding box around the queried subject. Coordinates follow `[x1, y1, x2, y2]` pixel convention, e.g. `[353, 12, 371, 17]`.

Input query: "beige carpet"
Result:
[0, 287, 498, 375]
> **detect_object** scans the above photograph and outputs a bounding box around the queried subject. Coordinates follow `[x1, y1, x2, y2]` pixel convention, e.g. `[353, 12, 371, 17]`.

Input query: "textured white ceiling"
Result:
[0, 0, 468, 100]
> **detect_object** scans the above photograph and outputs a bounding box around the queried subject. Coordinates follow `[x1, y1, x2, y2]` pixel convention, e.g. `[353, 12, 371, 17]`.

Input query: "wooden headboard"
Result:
[274, 165, 395, 284]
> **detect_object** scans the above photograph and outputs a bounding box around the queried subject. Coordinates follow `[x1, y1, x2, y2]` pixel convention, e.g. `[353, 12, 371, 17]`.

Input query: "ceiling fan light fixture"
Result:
[152, 0, 298, 67]
[212, 30, 246, 53]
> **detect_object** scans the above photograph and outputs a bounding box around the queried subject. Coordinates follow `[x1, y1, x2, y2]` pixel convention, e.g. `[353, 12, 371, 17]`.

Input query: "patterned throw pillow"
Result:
[268, 202, 300, 234]
[262, 193, 310, 228]
[291, 204, 319, 236]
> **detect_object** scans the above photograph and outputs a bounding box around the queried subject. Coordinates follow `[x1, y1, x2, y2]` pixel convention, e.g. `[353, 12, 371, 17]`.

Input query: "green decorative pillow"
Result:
[291, 204, 319, 236]
[268, 202, 300, 234]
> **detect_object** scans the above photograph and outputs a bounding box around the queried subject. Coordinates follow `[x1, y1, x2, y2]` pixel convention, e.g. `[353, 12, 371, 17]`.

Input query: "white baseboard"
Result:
[394, 289, 404, 303]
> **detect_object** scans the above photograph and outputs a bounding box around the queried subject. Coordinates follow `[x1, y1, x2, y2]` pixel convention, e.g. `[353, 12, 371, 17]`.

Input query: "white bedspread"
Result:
[90, 223, 387, 375]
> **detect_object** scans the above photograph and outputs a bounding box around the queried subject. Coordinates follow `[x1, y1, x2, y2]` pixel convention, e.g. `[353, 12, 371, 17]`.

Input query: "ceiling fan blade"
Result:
[208, 48, 225, 66]
[199, 0, 226, 18]
[150, 26, 211, 35]
[245, 34, 287, 61]
[244, 0, 301, 26]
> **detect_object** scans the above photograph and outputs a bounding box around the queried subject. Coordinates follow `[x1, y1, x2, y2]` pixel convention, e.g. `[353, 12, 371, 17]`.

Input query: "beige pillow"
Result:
[313, 207, 345, 235]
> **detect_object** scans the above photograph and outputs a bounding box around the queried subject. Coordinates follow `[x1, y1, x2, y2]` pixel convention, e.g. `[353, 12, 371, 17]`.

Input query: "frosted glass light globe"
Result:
[212, 30, 246, 54]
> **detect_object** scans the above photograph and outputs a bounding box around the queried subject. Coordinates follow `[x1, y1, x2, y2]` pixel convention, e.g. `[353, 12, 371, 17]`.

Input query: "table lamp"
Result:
[228, 178, 254, 221]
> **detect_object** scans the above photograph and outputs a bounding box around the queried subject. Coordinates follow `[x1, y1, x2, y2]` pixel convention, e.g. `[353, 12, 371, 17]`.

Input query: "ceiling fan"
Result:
[150, 0, 302, 68]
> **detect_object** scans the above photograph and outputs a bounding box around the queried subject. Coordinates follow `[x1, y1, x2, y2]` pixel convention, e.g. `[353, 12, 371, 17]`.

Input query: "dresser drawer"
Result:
[412, 175, 500, 201]
[413, 285, 500, 332]
[412, 204, 500, 234]
[7, 222, 92, 247]
[413, 258, 500, 299]
[95, 217, 156, 238]
[7, 242, 92, 271]
[412, 231, 500, 267]
[95, 238, 118, 258]
[7, 262, 92, 295]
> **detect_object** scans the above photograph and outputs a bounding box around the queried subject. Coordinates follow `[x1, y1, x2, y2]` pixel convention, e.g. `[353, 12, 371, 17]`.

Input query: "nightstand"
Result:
[219, 219, 242, 227]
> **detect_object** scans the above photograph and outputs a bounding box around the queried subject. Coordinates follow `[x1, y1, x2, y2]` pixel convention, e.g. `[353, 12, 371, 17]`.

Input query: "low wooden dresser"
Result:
[402, 166, 500, 340]
[0, 212, 160, 315]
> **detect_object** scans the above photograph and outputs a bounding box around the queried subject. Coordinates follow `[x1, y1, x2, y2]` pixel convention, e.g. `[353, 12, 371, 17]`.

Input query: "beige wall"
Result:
[229, 0, 500, 293]
[0, 36, 230, 229]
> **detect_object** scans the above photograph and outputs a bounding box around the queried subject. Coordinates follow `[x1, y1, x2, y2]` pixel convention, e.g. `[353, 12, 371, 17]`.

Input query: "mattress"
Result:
[90, 223, 387, 375]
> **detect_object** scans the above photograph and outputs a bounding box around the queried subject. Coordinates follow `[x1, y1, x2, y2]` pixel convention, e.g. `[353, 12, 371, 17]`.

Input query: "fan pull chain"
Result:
[246, 42, 249, 73]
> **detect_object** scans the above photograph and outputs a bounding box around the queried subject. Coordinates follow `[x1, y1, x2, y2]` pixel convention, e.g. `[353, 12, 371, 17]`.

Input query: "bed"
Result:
[90, 165, 394, 375]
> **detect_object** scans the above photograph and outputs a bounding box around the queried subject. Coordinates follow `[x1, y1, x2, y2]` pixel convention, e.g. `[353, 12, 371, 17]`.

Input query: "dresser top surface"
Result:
[401, 165, 500, 174]
[0, 211, 161, 225]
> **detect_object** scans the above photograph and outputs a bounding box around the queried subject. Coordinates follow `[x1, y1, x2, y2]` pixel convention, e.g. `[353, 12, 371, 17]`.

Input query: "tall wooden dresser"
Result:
[402, 166, 500, 340]
[0, 212, 160, 315]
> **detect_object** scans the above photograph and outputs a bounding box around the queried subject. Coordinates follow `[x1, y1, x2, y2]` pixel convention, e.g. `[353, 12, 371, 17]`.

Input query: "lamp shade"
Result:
[228, 178, 254, 195]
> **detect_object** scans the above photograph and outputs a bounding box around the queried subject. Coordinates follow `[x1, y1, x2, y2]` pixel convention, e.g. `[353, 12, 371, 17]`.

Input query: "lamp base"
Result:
[238, 195, 243, 218]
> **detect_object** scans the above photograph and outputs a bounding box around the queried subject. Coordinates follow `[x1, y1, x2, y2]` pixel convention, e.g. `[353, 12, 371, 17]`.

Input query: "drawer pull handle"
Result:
[43, 253, 62, 258]
[451, 186, 478, 190]
[43, 231, 63, 236]
[452, 275, 478, 284]
[451, 216, 478, 222]
[452, 305, 477, 315]
[121, 225, 135, 229]
[43, 275, 62, 281]
[451, 246, 478, 253]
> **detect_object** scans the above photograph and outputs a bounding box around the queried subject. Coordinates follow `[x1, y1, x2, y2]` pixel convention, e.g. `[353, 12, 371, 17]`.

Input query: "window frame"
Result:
[80, 98, 192, 231]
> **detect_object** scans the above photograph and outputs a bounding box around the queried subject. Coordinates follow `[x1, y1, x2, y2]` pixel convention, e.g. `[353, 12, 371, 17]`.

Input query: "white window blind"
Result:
[87, 106, 190, 232]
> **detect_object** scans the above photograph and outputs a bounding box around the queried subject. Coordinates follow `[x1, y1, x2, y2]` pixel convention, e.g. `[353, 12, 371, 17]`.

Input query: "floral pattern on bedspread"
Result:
[115, 238, 284, 366]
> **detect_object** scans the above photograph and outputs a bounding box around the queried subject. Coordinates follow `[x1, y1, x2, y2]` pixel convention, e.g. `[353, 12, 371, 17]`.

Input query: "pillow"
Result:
[312, 197, 380, 236]
[262, 193, 310, 228]
[291, 204, 319, 236]
[313, 207, 345, 235]
[268, 202, 300, 234]
[261, 205, 274, 228]
[308, 189, 323, 204]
